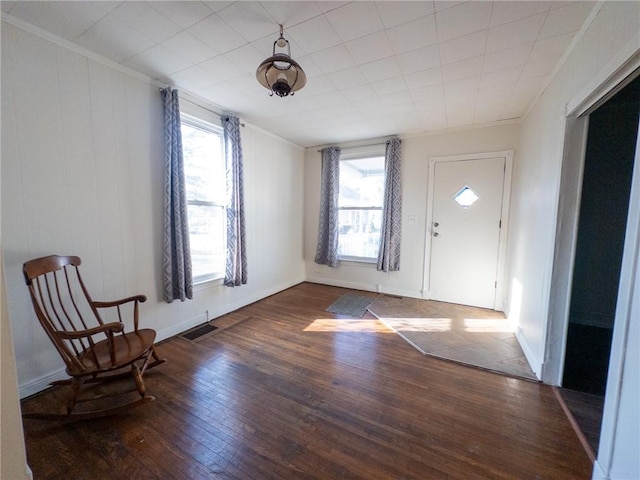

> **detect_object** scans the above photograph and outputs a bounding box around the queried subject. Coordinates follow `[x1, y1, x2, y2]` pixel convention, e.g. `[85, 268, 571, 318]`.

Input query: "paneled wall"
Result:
[1, 21, 305, 396]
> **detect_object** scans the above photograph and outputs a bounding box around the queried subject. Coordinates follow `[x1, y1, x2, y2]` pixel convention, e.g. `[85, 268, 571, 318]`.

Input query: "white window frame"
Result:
[337, 145, 386, 263]
[180, 113, 226, 285]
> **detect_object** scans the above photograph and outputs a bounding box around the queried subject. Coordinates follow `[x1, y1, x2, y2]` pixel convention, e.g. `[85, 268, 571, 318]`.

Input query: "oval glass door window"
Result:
[453, 186, 479, 209]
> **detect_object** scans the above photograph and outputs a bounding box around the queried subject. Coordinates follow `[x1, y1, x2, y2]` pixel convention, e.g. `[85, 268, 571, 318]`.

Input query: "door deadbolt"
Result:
[434, 222, 439, 227]
[433, 232, 439, 237]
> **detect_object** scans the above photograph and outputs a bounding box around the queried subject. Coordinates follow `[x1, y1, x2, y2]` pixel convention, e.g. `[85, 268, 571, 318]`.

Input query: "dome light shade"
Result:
[256, 25, 306, 97]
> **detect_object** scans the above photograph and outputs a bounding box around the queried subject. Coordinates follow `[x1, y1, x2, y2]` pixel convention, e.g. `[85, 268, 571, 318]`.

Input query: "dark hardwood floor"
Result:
[21, 283, 592, 479]
[557, 387, 605, 459]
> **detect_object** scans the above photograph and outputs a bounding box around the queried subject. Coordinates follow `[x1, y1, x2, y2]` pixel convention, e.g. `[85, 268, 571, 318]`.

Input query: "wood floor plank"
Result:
[21, 283, 592, 479]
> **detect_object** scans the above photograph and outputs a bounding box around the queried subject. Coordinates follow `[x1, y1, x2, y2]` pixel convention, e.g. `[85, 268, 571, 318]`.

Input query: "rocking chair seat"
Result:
[73, 329, 157, 376]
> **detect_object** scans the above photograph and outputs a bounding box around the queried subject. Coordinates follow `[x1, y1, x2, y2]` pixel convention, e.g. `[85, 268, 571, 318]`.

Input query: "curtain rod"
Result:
[159, 88, 244, 127]
[180, 98, 245, 127]
[316, 141, 392, 153]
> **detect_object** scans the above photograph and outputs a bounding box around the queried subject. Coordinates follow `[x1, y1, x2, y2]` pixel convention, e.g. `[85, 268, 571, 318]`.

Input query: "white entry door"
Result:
[427, 155, 508, 309]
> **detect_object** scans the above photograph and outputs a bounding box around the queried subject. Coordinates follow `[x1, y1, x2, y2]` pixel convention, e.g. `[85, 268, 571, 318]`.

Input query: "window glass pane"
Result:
[188, 204, 225, 279]
[181, 119, 225, 279]
[338, 155, 385, 260]
[339, 157, 385, 207]
[338, 209, 382, 259]
[181, 122, 225, 205]
[454, 185, 479, 209]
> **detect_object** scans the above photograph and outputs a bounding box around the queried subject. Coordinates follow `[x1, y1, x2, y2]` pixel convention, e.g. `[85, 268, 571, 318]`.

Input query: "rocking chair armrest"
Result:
[57, 322, 125, 340]
[92, 295, 147, 309]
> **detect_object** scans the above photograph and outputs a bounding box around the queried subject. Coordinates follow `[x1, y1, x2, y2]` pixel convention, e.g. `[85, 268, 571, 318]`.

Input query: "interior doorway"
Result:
[560, 74, 640, 453]
[563, 76, 640, 394]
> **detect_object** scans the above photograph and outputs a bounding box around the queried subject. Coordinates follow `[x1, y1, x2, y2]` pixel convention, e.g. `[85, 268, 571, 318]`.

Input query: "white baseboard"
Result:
[515, 328, 542, 380]
[156, 313, 208, 343]
[304, 275, 422, 299]
[19, 368, 68, 399]
[305, 276, 377, 293]
[592, 460, 607, 480]
[19, 276, 305, 399]
[381, 286, 423, 299]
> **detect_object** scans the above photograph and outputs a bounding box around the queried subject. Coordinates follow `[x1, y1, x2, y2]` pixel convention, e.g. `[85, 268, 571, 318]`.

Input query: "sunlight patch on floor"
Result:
[304, 318, 394, 333]
[376, 317, 515, 334]
[378, 318, 453, 332]
[463, 318, 516, 333]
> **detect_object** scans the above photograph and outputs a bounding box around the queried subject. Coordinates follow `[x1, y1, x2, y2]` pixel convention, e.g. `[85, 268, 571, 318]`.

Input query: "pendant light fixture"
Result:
[256, 25, 306, 97]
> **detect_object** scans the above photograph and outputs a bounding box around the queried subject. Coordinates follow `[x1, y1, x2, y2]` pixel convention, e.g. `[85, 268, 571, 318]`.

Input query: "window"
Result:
[181, 115, 225, 283]
[454, 185, 479, 209]
[338, 155, 385, 261]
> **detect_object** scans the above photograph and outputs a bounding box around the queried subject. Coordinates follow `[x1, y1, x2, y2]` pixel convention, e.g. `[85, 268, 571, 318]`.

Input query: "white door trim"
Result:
[423, 150, 513, 311]
[545, 47, 640, 478]
[544, 46, 640, 384]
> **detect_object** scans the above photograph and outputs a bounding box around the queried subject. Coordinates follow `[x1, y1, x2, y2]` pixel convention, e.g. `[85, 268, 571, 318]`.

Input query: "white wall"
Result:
[304, 124, 520, 299]
[503, 2, 639, 479]
[609, 284, 640, 479]
[597, 214, 640, 479]
[1, 21, 305, 397]
[506, 1, 639, 378]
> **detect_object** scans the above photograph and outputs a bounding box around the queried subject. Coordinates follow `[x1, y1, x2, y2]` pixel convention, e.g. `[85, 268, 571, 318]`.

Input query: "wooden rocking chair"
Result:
[22, 255, 165, 421]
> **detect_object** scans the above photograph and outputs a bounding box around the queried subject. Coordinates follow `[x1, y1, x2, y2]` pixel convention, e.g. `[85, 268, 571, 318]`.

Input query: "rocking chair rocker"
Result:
[22, 255, 165, 421]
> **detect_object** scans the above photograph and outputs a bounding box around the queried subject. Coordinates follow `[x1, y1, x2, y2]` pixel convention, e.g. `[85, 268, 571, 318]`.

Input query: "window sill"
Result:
[193, 274, 224, 291]
[338, 257, 378, 266]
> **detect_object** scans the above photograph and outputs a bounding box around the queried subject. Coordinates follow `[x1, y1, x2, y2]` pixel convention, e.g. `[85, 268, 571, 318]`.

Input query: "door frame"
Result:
[544, 46, 640, 477]
[545, 52, 640, 385]
[422, 150, 513, 310]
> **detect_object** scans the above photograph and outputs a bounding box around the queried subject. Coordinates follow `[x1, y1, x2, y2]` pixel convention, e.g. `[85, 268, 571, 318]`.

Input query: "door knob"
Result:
[434, 222, 439, 227]
[433, 232, 439, 237]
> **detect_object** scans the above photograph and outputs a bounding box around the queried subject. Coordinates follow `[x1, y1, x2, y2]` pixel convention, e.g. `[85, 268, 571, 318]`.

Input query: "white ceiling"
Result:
[1, 1, 596, 148]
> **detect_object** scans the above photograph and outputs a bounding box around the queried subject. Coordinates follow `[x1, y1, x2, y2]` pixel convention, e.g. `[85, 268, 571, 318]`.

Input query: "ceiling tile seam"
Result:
[215, 3, 260, 44]
[322, 10, 438, 47]
[434, 2, 493, 45]
[161, 26, 295, 79]
[160, 32, 215, 66]
[239, 3, 346, 49]
[113, 2, 183, 44]
[263, 7, 335, 34]
[1, 13, 157, 87]
[366, 24, 409, 105]
[146, 1, 215, 30]
[519, 5, 553, 75]
[432, 0, 588, 47]
[432, 7, 584, 61]
[431, 6, 448, 128]
[68, 4, 119, 44]
[518, 1, 605, 123]
[75, 10, 163, 65]
[373, 2, 433, 31]
[480, 45, 532, 76]
[516, 2, 599, 81]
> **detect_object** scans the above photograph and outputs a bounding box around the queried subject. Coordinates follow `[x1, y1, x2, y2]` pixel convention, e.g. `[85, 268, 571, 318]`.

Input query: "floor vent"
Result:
[181, 323, 218, 341]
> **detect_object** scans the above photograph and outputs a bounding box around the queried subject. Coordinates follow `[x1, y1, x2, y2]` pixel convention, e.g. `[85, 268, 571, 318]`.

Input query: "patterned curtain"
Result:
[161, 87, 193, 302]
[314, 146, 341, 267]
[377, 138, 402, 272]
[223, 116, 247, 287]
